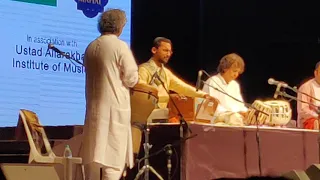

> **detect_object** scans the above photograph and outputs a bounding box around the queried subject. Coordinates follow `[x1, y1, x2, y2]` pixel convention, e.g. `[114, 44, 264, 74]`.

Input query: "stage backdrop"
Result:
[0, 0, 131, 126]
[131, 0, 320, 121]
[2, 0, 320, 126]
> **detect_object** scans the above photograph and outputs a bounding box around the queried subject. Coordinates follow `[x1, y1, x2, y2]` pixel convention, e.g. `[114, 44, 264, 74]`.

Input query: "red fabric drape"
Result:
[303, 117, 318, 129]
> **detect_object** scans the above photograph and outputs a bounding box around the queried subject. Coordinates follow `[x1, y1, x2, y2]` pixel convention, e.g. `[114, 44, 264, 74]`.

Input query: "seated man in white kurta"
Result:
[202, 53, 247, 126]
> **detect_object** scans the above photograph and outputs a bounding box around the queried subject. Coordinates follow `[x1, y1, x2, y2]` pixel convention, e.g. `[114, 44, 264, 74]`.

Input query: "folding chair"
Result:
[13, 109, 85, 180]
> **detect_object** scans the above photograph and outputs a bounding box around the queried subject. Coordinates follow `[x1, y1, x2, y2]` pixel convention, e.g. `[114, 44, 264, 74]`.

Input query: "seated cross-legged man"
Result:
[297, 61, 320, 129]
[202, 53, 248, 126]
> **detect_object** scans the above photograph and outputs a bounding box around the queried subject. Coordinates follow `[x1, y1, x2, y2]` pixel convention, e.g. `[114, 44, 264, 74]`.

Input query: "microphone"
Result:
[47, 44, 84, 66]
[149, 68, 160, 85]
[268, 78, 288, 88]
[199, 69, 211, 78]
[149, 71, 158, 85]
[48, 43, 71, 59]
[149, 63, 165, 85]
[268, 78, 289, 99]
[196, 70, 203, 91]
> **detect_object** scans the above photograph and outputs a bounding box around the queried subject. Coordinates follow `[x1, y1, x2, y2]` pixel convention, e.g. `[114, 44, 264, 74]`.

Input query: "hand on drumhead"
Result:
[203, 94, 220, 104]
[238, 111, 248, 118]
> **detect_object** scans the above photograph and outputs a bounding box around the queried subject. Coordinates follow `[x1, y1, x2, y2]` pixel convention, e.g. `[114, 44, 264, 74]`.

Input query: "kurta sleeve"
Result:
[297, 83, 318, 123]
[119, 43, 139, 88]
[138, 66, 150, 84]
[202, 79, 210, 94]
[202, 78, 215, 96]
[167, 70, 207, 98]
[234, 83, 248, 111]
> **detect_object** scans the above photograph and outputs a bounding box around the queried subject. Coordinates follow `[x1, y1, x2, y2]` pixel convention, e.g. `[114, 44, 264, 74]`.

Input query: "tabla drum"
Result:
[263, 100, 292, 126]
[245, 100, 272, 125]
[130, 83, 158, 124]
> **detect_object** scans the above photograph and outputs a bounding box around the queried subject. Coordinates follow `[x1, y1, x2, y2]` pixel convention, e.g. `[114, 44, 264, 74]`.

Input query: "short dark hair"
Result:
[217, 53, 245, 74]
[153, 37, 172, 48]
[315, 61, 320, 70]
[98, 9, 127, 34]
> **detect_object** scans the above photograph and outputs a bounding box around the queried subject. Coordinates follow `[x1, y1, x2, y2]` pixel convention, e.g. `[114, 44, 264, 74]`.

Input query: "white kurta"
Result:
[297, 78, 320, 128]
[82, 34, 139, 170]
[202, 73, 247, 114]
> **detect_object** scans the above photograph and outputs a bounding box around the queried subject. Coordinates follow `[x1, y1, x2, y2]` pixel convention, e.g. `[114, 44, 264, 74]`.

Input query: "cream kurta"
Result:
[202, 74, 247, 113]
[138, 59, 206, 108]
[82, 35, 139, 170]
[297, 78, 320, 128]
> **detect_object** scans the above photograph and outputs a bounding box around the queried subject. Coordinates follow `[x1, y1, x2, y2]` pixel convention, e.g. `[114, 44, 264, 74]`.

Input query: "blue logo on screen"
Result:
[74, 0, 109, 18]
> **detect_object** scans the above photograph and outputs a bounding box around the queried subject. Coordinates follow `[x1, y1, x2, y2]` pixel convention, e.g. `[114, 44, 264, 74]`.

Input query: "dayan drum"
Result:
[130, 83, 158, 155]
[263, 100, 292, 126]
[245, 100, 272, 125]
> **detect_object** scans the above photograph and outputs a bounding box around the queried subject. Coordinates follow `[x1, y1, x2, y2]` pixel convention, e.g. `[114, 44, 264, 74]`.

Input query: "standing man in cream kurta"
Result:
[82, 9, 139, 180]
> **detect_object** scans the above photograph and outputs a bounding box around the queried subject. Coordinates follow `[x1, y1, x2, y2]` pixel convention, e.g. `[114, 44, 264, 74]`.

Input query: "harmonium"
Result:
[167, 94, 218, 123]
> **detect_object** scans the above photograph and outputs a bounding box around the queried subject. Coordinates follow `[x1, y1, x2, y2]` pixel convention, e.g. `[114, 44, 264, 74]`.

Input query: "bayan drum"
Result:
[245, 100, 272, 125]
[263, 100, 292, 126]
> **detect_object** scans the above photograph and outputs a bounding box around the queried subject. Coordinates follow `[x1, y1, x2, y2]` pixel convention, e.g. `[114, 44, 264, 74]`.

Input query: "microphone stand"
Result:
[271, 79, 320, 102]
[166, 145, 173, 180]
[136, 134, 197, 180]
[291, 86, 320, 102]
[137, 134, 197, 163]
[201, 81, 268, 176]
[161, 74, 192, 133]
[278, 90, 320, 163]
[47, 44, 84, 66]
[153, 71, 195, 180]
[154, 72, 194, 135]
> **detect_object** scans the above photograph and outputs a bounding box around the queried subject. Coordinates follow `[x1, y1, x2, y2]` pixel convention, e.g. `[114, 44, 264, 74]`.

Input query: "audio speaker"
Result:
[282, 170, 310, 180]
[306, 164, 320, 180]
[1, 163, 60, 180]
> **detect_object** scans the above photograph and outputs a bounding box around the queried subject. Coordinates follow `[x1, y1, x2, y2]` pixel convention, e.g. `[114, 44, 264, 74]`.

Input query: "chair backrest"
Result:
[17, 109, 56, 163]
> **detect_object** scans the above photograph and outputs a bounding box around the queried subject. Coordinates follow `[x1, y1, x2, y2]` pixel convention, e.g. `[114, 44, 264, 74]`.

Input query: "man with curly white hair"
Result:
[82, 9, 139, 180]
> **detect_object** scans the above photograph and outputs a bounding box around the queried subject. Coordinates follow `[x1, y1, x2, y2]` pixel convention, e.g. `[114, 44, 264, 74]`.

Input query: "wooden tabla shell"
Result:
[263, 100, 292, 126]
[245, 100, 272, 125]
